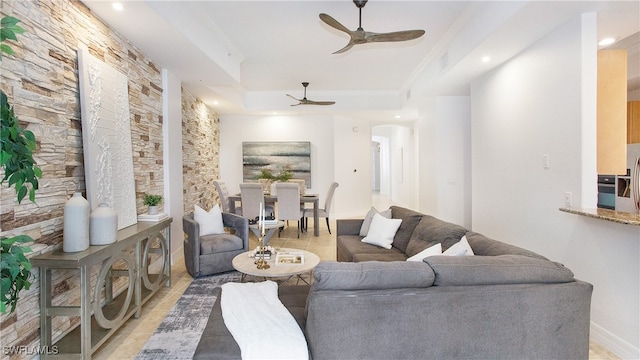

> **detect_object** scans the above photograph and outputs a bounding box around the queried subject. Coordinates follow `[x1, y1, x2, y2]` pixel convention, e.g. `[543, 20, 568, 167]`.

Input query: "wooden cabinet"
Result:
[628, 101, 640, 144]
[597, 49, 627, 174]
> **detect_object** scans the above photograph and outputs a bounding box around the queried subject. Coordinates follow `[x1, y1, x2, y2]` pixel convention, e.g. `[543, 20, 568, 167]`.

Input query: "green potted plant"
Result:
[143, 194, 163, 215]
[1, 15, 41, 314]
[275, 168, 293, 182]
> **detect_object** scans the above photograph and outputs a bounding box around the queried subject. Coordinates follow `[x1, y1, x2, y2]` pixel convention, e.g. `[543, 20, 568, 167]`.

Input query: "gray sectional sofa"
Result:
[195, 206, 593, 359]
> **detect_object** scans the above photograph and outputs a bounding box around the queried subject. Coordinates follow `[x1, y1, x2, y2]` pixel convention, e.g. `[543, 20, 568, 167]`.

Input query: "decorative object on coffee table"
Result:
[255, 203, 270, 269]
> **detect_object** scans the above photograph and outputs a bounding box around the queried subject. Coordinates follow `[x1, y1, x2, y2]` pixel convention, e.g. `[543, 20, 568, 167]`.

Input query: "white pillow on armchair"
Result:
[194, 204, 225, 235]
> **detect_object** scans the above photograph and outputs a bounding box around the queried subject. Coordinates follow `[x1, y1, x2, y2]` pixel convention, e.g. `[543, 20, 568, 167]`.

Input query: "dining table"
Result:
[228, 193, 320, 236]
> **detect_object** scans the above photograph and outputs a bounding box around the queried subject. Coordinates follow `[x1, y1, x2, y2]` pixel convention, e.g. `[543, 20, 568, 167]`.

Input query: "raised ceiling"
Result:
[83, 0, 639, 122]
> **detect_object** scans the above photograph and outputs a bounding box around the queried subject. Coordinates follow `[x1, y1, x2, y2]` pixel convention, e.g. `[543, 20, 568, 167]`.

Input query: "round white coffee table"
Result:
[232, 247, 320, 284]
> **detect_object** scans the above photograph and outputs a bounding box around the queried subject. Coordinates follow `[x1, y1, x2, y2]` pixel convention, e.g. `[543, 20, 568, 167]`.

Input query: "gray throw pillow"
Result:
[313, 261, 435, 290]
[359, 207, 392, 236]
[424, 255, 575, 286]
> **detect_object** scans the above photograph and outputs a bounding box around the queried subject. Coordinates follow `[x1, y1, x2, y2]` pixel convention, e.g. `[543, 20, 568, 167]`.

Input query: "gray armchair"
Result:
[183, 212, 249, 278]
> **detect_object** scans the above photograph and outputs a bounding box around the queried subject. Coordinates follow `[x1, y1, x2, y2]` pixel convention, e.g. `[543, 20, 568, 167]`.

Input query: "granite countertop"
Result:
[559, 207, 640, 226]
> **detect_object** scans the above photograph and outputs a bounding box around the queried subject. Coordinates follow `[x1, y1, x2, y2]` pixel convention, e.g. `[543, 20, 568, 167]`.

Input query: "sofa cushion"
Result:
[353, 252, 407, 262]
[359, 207, 392, 236]
[424, 255, 575, 286]
[313, 261, 435, 290]
[406, 243, 442, 261]
[442, 235, 474, 256]
[390, 210, 423, 254]
[338, 235, 406, 262]
[200, 233, 244, 254]
[361, 213, 402, 249]
[405, 215, 468, 257]
[464, 231, 548, 260]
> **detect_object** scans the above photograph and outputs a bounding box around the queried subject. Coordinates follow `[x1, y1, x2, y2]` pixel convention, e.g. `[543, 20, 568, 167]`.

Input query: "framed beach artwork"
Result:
[242, 141, 311, 188]
[78, 46, 137, 229]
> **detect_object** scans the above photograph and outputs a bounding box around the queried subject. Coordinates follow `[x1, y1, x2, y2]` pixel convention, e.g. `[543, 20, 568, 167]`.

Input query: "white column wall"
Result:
[470, 14, 639, 358]
[162, 69, 185, 262]
[416, 97, 471, 227]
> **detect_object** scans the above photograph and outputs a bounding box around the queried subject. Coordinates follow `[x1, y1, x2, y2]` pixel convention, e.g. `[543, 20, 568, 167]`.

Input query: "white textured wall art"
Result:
[78, 47, 137, 230]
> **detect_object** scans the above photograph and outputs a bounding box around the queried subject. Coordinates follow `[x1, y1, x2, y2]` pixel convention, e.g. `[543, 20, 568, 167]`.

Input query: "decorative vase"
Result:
[63, 192, 90, 252]
[90, 203, 118, 245]
[148, 206, 159, 215]
[270, 181, 278, 196]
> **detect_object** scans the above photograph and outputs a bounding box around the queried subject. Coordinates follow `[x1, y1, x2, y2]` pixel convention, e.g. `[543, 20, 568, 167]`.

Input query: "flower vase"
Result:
[90, 203, 118, 245]
[148, 206, 159, 215]
[63, 192, 90, 252]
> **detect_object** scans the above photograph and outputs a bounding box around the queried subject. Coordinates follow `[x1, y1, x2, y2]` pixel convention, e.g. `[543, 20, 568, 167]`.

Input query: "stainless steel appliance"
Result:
[615, 143, 640, 213]
[597, 175, 616, 210]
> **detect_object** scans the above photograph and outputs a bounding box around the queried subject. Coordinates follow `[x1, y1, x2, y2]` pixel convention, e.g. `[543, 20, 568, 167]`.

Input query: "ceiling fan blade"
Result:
[287, 82, 335, 106]
[319, 13, 351, 34]
[306, 100, 336, 106]
[333, 41, 356, 54]
[367, 29, 425, 43]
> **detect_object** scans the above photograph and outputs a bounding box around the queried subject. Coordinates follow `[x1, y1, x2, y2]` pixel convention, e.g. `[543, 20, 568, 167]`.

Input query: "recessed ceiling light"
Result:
[112, 2, 124, 11]
[394, 115, 401, 119]
[482, 56, 491, 63]
[599, 38, 616, 46]
[213, 100, 219, 106]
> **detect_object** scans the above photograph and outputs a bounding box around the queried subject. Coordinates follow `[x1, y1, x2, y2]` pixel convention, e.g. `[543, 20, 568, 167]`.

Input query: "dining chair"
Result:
[213, 180, 242, 215]
[276, 182, 305, 238]
[304, 182, 339, 234]
[239, 183, 274, 220]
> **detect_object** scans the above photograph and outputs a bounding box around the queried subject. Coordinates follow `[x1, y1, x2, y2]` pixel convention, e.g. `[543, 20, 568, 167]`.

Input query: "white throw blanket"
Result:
[220, 281, 309, 360]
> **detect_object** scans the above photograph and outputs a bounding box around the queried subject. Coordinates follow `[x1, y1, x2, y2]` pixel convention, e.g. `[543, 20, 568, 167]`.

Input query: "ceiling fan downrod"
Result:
[354, 0, 367, 31]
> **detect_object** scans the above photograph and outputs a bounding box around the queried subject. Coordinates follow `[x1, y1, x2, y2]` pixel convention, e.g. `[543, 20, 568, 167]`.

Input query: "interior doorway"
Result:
[371, 134, 390, 199]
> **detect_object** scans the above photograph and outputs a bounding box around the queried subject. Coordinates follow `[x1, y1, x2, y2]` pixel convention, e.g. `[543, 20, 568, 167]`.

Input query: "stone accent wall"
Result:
[0, 0, 164, 357]
[181, 88, 221, 214]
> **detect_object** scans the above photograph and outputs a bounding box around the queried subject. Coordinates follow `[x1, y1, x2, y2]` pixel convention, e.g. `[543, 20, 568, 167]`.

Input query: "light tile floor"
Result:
[93, 216, 620, 360]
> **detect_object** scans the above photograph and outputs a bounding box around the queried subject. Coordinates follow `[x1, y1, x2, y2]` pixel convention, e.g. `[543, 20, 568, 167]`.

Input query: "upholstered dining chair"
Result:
[213, 180, 241, 215]
[239, 183, 274, 219]
[276, 182, 305, 238]
[304, 182, 339, 234]
[182, 212, 249, 277]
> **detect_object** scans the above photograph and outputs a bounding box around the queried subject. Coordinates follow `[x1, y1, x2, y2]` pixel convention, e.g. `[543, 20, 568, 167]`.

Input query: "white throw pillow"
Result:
[194, 204, 225, 235]
[443, 235, 475, 256]
[359, 207, 392, 236]
[361, 213, 402, 249]
[406, 243, 442, 261]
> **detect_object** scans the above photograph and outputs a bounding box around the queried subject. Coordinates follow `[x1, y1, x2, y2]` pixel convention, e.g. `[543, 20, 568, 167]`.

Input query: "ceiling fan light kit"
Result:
[286, 82, 336, 106]
[320, 0, 425, 54]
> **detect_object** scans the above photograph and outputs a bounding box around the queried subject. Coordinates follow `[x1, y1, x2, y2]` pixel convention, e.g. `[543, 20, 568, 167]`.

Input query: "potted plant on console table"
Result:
[1, 15, 42, 314]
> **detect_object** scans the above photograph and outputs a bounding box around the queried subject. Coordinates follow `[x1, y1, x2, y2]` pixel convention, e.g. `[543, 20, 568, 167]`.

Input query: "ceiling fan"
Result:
[319, 0, 425, 54]
[286, 82, 335, 106]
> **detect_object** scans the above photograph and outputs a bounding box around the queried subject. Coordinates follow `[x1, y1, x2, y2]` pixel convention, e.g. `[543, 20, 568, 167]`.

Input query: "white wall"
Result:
[416, 97, 471, 228]
[333, 116, 372, 217]
[162, 69, 185, 262]
[219, 114, 371, 218]
[470, 14, 640, 358]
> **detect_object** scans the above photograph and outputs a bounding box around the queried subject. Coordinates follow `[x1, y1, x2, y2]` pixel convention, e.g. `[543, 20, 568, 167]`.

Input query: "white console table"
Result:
[32, 218, 172, 359]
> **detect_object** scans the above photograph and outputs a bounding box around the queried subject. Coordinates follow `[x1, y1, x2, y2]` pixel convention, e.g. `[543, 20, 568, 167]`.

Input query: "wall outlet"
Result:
[564, 192, 573, 207]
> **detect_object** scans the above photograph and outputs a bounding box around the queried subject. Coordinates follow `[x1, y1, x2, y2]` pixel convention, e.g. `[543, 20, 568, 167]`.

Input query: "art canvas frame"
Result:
[78, 47, 137, 230]
[242, 142, 311, 188]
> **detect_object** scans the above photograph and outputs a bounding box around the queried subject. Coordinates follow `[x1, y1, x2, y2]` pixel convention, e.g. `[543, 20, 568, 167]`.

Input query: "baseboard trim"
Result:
[591, 321, 639, 359]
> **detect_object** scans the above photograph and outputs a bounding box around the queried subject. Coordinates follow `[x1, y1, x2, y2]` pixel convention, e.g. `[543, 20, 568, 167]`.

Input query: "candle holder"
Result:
[255, 235, 270, 270]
